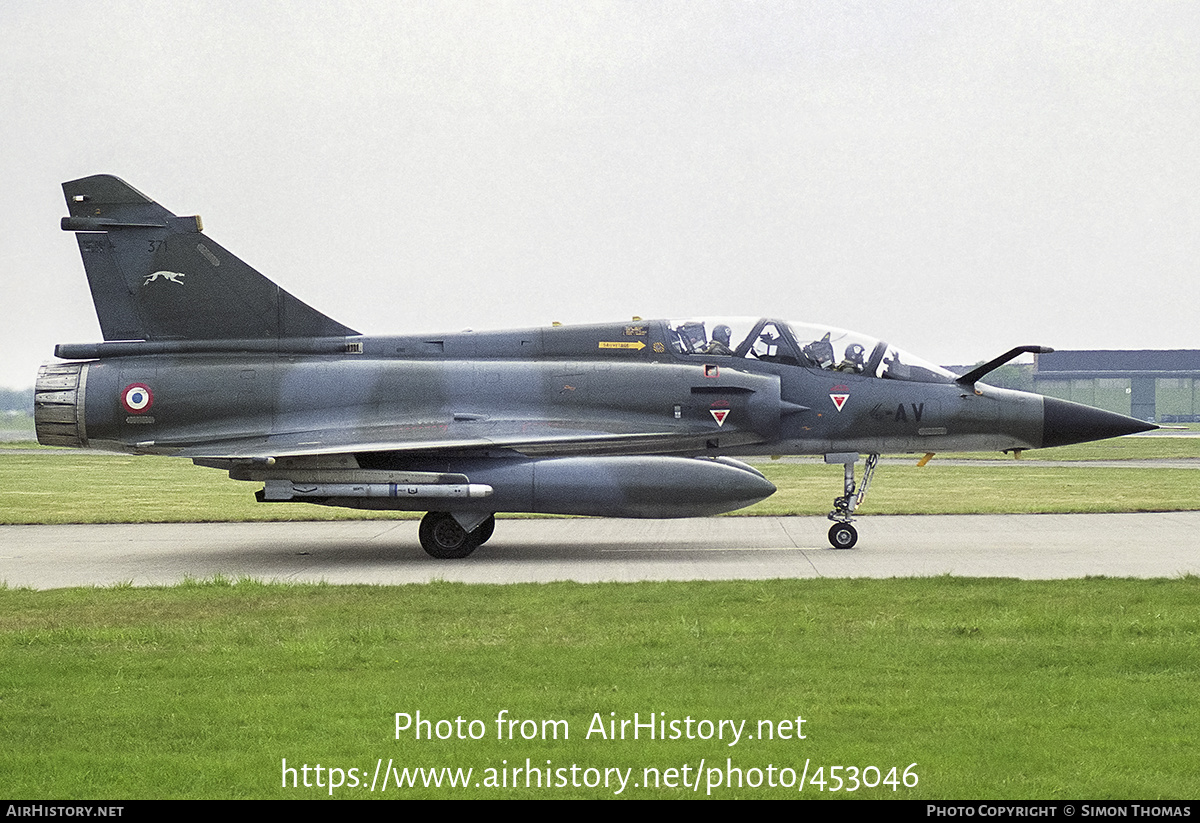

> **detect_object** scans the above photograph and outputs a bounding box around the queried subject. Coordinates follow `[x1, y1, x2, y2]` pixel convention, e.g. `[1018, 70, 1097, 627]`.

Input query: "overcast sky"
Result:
[2, 1, 1197, 388]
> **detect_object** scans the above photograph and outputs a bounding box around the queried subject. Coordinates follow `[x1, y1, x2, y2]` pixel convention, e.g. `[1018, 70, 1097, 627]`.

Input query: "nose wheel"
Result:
[824, 452, 879, 549]
[828, 522, 858, 549]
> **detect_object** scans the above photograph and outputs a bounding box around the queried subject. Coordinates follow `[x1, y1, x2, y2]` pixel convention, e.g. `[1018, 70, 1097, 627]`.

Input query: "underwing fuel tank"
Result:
[265, 456, 778, 519]
[512, 455, 777, 517]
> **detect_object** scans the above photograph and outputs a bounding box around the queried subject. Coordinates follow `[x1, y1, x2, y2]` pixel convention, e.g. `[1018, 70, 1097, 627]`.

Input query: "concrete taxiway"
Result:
[1, 512, 1198, 589]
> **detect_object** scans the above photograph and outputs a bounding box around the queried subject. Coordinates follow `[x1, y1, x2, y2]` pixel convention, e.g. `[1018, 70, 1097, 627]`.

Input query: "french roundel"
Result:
[121, 383, 154, 414]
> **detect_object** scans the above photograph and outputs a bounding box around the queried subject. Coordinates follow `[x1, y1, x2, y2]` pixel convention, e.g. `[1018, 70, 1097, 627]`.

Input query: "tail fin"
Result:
[61, 174, 358, 341]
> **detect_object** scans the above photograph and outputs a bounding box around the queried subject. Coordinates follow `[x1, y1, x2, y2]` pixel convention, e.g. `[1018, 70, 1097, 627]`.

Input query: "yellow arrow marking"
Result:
[598, 341, 646, 351]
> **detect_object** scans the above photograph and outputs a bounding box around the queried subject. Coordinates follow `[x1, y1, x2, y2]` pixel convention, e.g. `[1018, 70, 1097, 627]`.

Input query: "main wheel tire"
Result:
[419, 511, 482, 559]
[828, 522, 858, 550]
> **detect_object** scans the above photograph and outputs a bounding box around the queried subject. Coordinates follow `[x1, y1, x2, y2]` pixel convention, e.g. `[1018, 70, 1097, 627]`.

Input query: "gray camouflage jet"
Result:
[36, 175, 1156, 556]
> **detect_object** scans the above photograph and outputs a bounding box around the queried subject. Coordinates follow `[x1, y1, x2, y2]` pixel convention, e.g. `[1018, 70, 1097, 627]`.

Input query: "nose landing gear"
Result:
[824, 452, 879, 549]
[828, 521, 858, 549]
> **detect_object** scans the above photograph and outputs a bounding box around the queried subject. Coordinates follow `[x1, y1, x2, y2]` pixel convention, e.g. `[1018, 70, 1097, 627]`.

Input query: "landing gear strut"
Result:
[824, 452, 879, 549]
[418, 512, 495, 559]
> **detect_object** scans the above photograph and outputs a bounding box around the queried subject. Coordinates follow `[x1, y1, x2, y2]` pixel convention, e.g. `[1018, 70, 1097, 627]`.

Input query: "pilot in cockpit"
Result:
[836, 343, 866, 374]
[701, 324, 734, 356]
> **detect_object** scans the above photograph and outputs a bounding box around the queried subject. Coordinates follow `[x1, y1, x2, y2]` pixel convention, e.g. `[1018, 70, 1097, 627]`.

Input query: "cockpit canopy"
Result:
[668, 318, 957, 384]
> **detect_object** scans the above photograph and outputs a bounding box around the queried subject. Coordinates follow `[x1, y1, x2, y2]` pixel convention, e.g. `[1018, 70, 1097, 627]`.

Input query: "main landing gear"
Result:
[418, 511, 496, 559]
[824, 452, 879, 549]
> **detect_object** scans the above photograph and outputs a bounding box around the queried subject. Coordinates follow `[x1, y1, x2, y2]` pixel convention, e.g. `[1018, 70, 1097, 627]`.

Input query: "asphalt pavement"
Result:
[2, 512, 1198, 589]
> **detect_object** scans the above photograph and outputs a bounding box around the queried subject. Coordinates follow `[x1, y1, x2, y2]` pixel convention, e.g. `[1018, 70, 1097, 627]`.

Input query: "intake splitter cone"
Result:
[1042, 396, 1158, 448]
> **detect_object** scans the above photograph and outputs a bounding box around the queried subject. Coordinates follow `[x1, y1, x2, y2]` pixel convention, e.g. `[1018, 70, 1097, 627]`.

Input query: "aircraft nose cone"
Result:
[1042, 396, 1158, 448]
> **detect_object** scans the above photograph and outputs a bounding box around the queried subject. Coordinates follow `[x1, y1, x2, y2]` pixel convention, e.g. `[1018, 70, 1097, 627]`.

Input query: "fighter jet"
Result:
[36, 174, 1156, 556]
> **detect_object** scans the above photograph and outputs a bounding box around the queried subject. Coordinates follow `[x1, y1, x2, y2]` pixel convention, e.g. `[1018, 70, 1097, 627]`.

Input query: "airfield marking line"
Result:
[368, 521, 410, 542]
[596, 547, 814, 553]
[770, 516, 826, 577]
[775, 517, 827, 576]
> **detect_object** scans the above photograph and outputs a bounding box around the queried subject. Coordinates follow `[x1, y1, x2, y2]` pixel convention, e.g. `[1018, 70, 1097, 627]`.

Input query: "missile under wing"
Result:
[38, 175, 1156, 556]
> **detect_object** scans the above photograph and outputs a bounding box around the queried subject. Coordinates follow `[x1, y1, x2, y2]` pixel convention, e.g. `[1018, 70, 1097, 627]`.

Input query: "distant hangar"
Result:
[1033, 350, 1200, 423]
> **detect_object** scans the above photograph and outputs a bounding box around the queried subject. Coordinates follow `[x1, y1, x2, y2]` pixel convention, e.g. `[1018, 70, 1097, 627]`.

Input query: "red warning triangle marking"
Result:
[830, 393, 849, 411]
[710, 409, 730, 426]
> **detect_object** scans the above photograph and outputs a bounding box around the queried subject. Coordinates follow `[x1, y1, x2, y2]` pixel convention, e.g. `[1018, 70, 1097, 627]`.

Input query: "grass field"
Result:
[1, 437, 1198, 524]
[2, 577, 1198, 799]
[3, 436, 1197, 799]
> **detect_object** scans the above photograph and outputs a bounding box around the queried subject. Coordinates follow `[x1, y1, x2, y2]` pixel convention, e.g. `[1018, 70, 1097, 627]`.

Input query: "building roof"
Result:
[1036, 350, 1200, 374]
